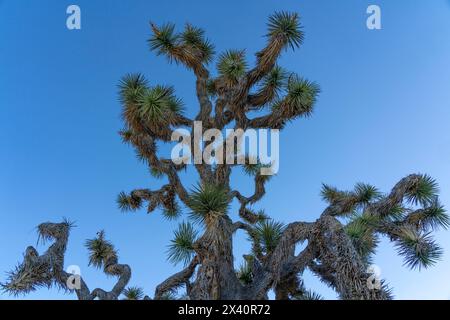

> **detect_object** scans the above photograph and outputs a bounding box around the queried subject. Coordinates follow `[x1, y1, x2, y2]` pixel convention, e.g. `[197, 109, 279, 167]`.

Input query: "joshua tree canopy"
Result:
[3, 11, 448, 300]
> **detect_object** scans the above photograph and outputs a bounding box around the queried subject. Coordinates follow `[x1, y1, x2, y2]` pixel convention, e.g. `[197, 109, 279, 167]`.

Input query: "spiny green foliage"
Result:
[217, 50, 247, 85]
[36, 219, 74, 244]
[243, 158, 274, 179]
[159, 290, 178, 300]
[118, 73, 148, 105]
[148, 23, 178, 59]
[117, 191, 142, 212]
[320, 182, 381, 215]
[206, 79, 217, 97]
[188, 183, 230, 224]
[150, 166, 164, 179]
[395, 226, 443, 270]
[281, 75, 320, 117]
[262, 66, 288, 92]
[85, 231, 117, 269]
[137, 85, 183, 123]
[254, 219, 285, 255]
[405, 174, 439, 206]
[1, 251, 53, 296]
[385, 204, 407, 221]
[162, 204, 182, 221]
[292, 289, 324, 300]
[345, 215, 379, 264]
[122, 286, 145, 300]
[149, 22, 214, 65]
[320, 184, 348, 203]
[354, 183, 382, 206]
[236, 261, 253, 285]
[167, 222, 198, 266]
[267, 11, 304, 50]
[256, 65, 288, 103]
[181, 23, 215, 63]
[417, 201, 449, 231]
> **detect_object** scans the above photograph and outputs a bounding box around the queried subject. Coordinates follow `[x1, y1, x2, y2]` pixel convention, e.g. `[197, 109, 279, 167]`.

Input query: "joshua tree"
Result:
[3, 12, 448, 300]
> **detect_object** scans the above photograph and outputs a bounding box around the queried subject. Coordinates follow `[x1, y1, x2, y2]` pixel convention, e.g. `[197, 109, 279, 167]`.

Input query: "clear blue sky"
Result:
[1, 0, 450, 300]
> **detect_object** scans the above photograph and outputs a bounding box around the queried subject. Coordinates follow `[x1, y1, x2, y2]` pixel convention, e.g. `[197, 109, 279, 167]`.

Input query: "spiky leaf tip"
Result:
[162, 204, 182, 221]
[406, 174, 439, 206]
[320, 184, 348, 203]
[217, 50, 247, 84]
[237, 261, 253, 285]
[408, 201, 449, 231]
[243, 157, 273, 177]
[285, 75, 320, 117]
[137, 85, 184, 125]
[150, 167, 164, 179]
[123, 286, 145, 300]
[354, 183, 382, 205]
[345, 218, 378, 262]
[188, 183, 230, 224]
[167, 222, 198, 266]
[118, 73, 148, 105]
[292, 289, 323, 300]
[181, 24, 215, 63]
[267, 11, 304, 50]
[395, 227, 443, 270]
[117, 192, 142, 212]
[261, 65, 288, 94]
[254, 219, 285, 254]
[85, 231, 117, 269]
[148, 23, 179, 58]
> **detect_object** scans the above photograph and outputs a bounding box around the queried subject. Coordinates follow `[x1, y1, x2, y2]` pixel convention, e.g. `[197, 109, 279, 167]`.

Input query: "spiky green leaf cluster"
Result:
[159, 291, 178, 300]
[419, 202, 449, 230]
[405, 174, 439, 206]
[118, 73, 148, 105]
[217, 50, 247, 85]
[255, 66, 288, 103]
[122, 286, 145, 300]
[162, 203, 182, 221]
[283, 75, 320, 117]
[188, 183, 229, 224]
[167, 222, 198, 266]
[262, 66, 288, 91]
[148, 23, 178, 59]
[150, 166, 164, 179]
[243, 158, 273, 179]
[267, 11, 304, 50]
[354, 183, 382, 205]
[181, 24, 215, 63]
[236, 261, 253, 285]
[254, 219, 285, 255]
[85, 231, 117, 269]
[149, 22, 214, 65]
[320, 184, 348, 203]
[395, 226, 443, 270]
[137, 85, 183, 123]
[292, 289, 323, 300]
[117, 192, 142, 212]
[345, 216, 379, 264]
[206, 79, 217, 97]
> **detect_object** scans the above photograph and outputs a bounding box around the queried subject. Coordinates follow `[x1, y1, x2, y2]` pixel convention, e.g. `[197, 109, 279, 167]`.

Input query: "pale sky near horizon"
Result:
[1, 0, 450, 300]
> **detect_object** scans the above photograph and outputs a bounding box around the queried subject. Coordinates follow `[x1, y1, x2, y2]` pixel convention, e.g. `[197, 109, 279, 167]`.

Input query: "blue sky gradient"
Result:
[1, 0, 450, 299]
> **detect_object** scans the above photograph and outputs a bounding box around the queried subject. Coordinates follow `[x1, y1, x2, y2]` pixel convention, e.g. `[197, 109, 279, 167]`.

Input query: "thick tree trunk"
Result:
[314, 216, 389, 300]
[190, 217, 243, 299]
